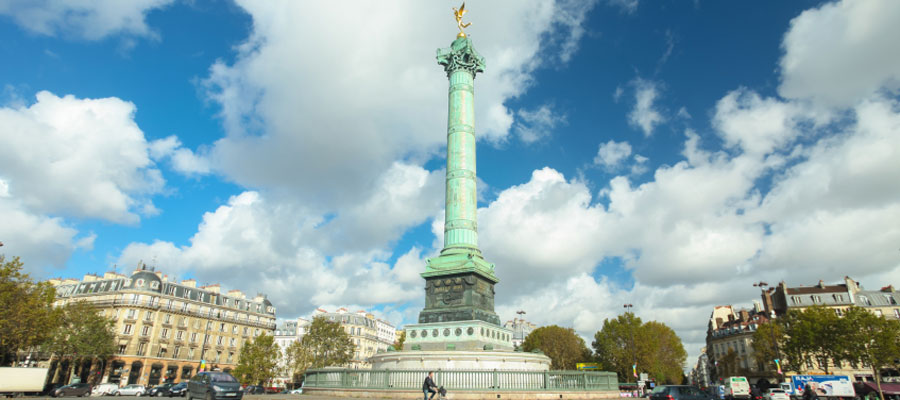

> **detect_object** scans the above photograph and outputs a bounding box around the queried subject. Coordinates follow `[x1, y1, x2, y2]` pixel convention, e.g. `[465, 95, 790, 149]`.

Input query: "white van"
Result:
[725, 376, 751, 400]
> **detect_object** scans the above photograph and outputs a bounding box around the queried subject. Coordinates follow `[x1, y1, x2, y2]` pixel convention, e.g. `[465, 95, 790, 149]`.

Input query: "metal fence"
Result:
[304, 369, 618, 392]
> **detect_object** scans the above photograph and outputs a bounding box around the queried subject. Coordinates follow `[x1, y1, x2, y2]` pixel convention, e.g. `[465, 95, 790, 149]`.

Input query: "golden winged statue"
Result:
[453, 2, 471, 38]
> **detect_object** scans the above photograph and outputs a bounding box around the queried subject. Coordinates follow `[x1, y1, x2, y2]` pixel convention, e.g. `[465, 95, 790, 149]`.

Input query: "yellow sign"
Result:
[577, 363, 599, 370]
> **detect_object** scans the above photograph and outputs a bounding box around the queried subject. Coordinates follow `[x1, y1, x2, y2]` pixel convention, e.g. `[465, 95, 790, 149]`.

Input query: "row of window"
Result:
[117, 308, 269, 335]
[790, 293, 898, 306]
[117, 343, 236, 364]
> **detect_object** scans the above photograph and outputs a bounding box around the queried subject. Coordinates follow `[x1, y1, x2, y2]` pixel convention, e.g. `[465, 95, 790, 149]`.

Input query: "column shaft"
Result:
[443, 69, 479, 253]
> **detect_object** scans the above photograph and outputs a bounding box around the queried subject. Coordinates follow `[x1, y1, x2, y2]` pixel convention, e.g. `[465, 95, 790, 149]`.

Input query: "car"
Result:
[114, 384, 147, 396]
[242, 385, 265, 395]
[187, 371, 242, 400]
[148, 383, 175, 397]
[168, 382, 188, 397]
[51, 382, 92, 397]
[764, 389, 790, 400]
[92, 382, 120, 396]
[649, 385, 715, 400]
[288, 388, 302, 394]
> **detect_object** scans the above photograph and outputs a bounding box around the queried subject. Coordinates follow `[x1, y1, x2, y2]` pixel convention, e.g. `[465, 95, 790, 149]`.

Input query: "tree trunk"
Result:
[873, 368, 884, 400]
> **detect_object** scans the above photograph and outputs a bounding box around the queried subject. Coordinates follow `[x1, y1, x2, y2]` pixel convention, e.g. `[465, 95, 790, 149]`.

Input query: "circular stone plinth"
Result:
[369, 350, 551, 371]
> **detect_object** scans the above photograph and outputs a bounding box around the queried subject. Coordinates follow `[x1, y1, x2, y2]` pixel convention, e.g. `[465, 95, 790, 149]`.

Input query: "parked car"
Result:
[187, 371, 242, 400]
[168, 382, 188, 397]
[288, 388, 302, 394]
[764, 389, 790, 400]
[51, 382, 92, 397]
[243, 385, 265, 394]
[148, 383, 175, 397]
[649, 385, 714, 400]
[114, 384, 147, 396]
[92, 382, 121, 396]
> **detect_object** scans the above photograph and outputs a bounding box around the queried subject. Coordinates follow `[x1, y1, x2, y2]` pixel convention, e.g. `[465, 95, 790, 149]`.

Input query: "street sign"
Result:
[576, 363, 599, 370]
[640, 373, 648, 381]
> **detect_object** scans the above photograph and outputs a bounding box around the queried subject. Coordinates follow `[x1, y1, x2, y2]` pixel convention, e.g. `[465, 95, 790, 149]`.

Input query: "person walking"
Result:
[423, 371, 438, 400]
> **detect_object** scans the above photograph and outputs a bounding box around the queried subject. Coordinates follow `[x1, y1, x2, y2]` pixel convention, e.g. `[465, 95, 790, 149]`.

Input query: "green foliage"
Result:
[592, 313, 687, 384]
[843, 307, 900, 400]
[752, 305, 900, 386]
[47, 300, 117, 361]
[286, 316, 353, 379]
[393, 330, 406, 350]
[0, 255, 59, 364]
[522, 325, 592, 370]
[784, 306, 853, 374]
[233, 333, 280, 385]
[752, 320, 792, 374]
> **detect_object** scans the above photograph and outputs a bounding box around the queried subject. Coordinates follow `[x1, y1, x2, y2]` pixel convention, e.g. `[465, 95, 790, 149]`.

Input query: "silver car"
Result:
[114, 384, 146, 396]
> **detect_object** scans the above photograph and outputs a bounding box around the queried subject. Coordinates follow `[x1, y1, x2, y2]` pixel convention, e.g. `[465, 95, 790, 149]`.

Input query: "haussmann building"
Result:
[49, 264, 277, 387]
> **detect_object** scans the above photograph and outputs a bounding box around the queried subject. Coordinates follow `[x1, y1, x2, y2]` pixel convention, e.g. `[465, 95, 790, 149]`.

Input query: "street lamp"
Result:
[753, 282, 782, 376]
[624, 304, 637, 384]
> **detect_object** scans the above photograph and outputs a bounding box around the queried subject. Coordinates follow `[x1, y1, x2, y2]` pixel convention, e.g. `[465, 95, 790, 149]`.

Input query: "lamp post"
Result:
[753, 282, 782, 377]
[624, 304, 637, 386]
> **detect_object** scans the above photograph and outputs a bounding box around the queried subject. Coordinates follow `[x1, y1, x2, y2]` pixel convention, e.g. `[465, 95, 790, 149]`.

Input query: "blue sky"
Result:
[2, 0, 899, 367]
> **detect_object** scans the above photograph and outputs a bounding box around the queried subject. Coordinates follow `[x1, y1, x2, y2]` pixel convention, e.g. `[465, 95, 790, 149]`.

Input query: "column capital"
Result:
[437, 37, 485, 77]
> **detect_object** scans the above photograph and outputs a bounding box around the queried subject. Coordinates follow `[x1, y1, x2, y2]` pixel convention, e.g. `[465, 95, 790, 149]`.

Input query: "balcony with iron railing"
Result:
[84, 299, 277, 330]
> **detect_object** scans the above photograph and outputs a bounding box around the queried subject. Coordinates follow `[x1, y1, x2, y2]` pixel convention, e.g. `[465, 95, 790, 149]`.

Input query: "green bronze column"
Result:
[400, 8, 515, 351]
[438, 37, 484, 255]
[416, 35, 502, 329]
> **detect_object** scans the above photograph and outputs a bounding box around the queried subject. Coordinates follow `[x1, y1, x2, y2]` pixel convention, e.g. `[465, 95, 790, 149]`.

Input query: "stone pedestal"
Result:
[370, 350, 551, 371]
[402, 320, 514, 351]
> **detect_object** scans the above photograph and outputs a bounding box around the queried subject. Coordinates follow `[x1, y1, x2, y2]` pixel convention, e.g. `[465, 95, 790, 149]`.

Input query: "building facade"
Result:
[312, 308, 395, 369]
[503, 317, 537, 348]
[272, 318, 310, 388]
[706, 306, 773, 386]
[703, 276, 898, 386]
[49, 265, 277, 387]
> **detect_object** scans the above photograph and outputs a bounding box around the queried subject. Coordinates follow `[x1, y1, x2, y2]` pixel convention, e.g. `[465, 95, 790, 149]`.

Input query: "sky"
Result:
[1, 0, 899, 371]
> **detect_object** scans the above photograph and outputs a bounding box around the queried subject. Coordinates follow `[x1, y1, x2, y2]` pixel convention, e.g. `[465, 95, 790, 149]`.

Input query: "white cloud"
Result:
[712, 88, 829, 156]
[515, 105, 566, 143]
[0, 198, 92, 274]
[779, 0, 900, 106]
[593, 140, 632, 169]
[0, 91, 166, 224]
[116, 188, 429, 317]
[203, 1, 597, 210]
[628, 78, 665, 136]
[482, 96, 900, 365]
[149, 135, 211, 176]
[0, 0, 173, 40]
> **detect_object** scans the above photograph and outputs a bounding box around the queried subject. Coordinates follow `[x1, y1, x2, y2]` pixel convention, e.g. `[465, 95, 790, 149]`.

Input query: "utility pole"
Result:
[753, 282, 782, 377]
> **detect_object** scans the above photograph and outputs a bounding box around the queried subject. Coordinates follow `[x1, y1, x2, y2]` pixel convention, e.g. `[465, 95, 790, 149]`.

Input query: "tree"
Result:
[592, 313, 640, 379]
[0, 255, 59, 365]
[844, 307, 900, 400]
[751, 320, 802, 375]
[233, 333, 280, 385]
[285, 316, 353, 379]
[45, 300, 117, 384]
[593, 313, 686, 384]
[283, 340, 313, 388]
[640, 321, 688, 384]
[393, 330, 406, 350]
[780, 306, 852, 374]
[522, 325, 592, 370]
[47, 300, 117, 359]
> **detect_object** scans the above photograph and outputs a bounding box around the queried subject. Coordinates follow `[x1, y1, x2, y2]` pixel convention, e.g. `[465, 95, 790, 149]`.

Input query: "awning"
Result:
[857, 382, 900, 395]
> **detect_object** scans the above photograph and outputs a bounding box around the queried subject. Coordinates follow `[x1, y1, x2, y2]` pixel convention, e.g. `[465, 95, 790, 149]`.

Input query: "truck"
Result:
[725, 376, 752, 400]
[0, 367, 50, 397]
[784, 375, 856, 400]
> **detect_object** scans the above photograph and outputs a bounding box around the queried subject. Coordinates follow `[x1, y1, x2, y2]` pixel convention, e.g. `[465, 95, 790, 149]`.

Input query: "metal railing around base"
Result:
[304, 369, 618, 392]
